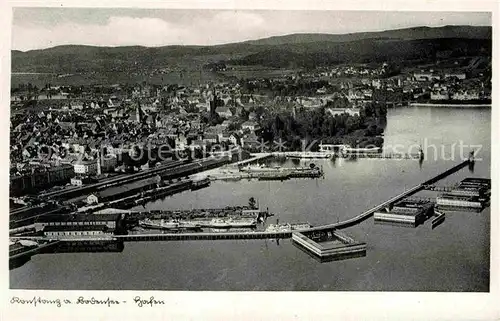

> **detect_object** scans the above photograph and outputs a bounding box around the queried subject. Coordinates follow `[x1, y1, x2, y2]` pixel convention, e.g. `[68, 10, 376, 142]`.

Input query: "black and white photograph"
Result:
[3, 1, 498, 319]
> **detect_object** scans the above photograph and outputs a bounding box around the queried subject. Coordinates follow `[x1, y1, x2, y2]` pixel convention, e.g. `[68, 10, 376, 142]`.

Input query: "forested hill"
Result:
[12, 25, 491, 73]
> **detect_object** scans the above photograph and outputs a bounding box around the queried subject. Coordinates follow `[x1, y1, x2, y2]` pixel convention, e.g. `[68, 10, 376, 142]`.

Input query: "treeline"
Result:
[257, 102, 387, 151]
[239, 78, 337, 97]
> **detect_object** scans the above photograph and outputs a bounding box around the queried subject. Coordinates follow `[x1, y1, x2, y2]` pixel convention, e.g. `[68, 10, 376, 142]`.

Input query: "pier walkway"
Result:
[229, 153, 272, 167]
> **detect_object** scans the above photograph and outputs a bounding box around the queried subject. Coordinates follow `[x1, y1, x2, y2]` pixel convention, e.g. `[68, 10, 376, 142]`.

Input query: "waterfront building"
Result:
[436, 194, 483, 209]
[436, 178, 490, 208]
[43, 225, 112, 238]
[430, 90, 450, 100]
[374, 200, 434, 226]
[34, 213, 123, 232]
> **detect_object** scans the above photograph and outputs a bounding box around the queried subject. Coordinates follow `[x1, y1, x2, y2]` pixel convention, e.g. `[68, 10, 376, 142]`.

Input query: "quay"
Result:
[39, 158, 228, 201]
[209, 168, 323, 181]
[115, 231, 292, 241]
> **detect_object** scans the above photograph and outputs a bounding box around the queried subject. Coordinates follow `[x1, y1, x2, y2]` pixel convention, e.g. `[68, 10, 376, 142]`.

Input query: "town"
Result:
[9, 56, 492, 267]
[10, 57, 491, 197]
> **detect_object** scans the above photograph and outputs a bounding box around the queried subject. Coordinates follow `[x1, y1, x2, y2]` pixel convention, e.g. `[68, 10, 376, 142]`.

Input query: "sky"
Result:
[11, 8, 491, 51]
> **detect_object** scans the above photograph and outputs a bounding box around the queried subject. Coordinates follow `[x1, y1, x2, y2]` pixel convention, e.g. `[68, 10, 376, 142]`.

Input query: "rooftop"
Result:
[36, 213, 122, 223]
[44, 224, 109, 232]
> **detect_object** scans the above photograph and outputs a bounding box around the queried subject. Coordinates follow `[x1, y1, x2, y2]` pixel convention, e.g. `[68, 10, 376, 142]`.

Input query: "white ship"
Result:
[209, 218, 257, 229]
[240, 164, 284, 172]
[139, 218, 201, 230]
[265, 222, 311, 232]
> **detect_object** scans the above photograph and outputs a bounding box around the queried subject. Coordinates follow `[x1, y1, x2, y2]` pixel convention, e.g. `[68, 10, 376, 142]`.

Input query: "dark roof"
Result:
[44, 224, 109, 232]
[36, 213, 122, 223]
[97, 177, 159, 198]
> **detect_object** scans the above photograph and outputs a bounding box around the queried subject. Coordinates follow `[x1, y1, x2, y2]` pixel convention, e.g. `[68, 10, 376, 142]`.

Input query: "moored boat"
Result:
[209, 218, 257, 229]
[139, 218, 201, 230]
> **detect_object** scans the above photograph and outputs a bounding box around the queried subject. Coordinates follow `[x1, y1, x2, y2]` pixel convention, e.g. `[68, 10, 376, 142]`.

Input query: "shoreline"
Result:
[410, 103, 491, 108]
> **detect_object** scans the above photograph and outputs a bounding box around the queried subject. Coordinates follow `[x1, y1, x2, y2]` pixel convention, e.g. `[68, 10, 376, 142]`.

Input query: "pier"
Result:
[115, 231, 292, 241]
[208, 168, 323, 181]
[229, 153, 273, 167]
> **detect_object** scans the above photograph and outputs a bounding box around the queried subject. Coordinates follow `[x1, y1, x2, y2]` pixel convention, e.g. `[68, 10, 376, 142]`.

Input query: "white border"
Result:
[1, 1, 498, 320]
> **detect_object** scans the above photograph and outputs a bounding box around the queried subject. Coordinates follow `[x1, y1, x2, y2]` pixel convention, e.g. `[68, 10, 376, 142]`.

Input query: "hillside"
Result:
[242, 25, 492, 45]
[11, 25, 492, 73]
[231, 38, 492, 68]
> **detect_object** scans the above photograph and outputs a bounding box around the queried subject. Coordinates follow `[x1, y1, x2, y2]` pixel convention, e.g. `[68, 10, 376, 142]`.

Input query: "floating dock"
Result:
[292, 230, 366, 261]
[374, 199, 435, 227]
[435, 177, 490, 210]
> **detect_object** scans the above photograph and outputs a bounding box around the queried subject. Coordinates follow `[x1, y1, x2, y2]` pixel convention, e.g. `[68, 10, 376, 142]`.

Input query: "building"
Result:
[74, 159, 98, 176]
[451, 90, 480, 101]
[413, 73, 441, 82]
[10, 164, 75, 196]
[70, 176, 92, 186]
[229, 133, 241, 146]
[436, 194, 483, 209]
[328, 108, 360, 117]
[374, 200, 434, 227]
[436, 178, 490, 209]
[215, 107, 233, 118]
[203, 134, 219, 144]
[430, 90, 449, 100]
[444, 73, 466, 80]
[43, 225, 113, 238]
[34, 213, 123, 232]
[241, 121, 260, 132]
[100, 154, 118, 173]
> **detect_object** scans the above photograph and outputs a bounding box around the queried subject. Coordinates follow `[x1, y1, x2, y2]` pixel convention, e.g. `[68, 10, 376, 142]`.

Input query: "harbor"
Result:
[10, 154, 486, 264]
[9, 88, 492, 293]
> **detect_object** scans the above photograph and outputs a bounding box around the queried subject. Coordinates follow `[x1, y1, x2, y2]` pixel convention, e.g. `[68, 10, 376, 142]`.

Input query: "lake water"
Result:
[10, 107, 491, 291]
